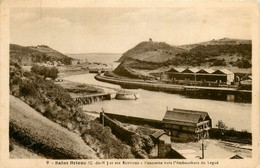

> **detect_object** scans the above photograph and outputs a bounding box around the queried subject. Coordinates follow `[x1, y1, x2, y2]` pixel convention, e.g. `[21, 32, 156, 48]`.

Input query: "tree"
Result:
[236, 59, 251, 68]
[48, 67, 59, 80]
[31, 65, 59, 80]
[216, 120, 228, 130]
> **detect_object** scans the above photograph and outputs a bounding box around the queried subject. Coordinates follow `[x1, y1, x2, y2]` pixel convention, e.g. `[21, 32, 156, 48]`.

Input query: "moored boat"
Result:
[115, 90, 140, 100]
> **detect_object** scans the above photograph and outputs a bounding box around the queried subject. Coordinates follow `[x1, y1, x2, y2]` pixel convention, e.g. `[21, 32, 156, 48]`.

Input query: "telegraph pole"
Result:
[201, 134, 205, 159]
[196, 120, 210, 159]
[101, 108, 105, 127]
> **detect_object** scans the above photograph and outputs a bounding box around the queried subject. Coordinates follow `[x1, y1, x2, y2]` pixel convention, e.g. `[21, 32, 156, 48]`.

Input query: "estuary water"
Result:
[64, 73, 251, 132]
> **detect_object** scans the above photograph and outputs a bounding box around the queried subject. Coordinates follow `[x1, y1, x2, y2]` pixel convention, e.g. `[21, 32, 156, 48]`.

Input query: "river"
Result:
[64, 73, 251, 132]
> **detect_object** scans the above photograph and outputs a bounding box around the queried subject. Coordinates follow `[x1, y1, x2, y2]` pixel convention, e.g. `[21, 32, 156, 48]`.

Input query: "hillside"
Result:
[114, 38, 252, 78]
[179, 38, 251, 50]
[10, 95, 97, 159]
[9, 62, 134, 159]
[118, 41, 186, 63]
[10, 44, 72, 65]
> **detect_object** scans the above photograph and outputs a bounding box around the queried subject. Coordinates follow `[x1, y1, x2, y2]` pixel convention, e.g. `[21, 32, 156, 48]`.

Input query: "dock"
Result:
[71, 92, 116, 105]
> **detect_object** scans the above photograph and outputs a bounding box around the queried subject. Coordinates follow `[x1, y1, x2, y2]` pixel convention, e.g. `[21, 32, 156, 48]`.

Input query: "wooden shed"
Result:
[162, 108, 212, 142]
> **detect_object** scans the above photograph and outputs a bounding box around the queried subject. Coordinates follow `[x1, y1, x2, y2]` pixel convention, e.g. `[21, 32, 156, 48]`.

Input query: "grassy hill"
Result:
[10, 95, 97, 159]
[10, 44, 72, 65]
[114, 38, 252, 78]
[118, 41, 186, 63]
[179, 38, 251, 50]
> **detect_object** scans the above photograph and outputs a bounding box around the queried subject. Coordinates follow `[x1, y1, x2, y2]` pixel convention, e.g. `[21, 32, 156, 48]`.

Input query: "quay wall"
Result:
[104, 112, 198, 142]
[74, 93, 112, 105]
[100, 113, 186, 158]
[95, 75, 251, 103]
[95, 75, 250, 94]
[104, 113, 164, 129]
[100, 113, 135, 144]
[95, 75, 185, 93]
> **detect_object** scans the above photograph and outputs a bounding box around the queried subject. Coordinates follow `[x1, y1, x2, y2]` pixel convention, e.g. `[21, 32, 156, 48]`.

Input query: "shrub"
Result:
[20, 80, 38, 97]
[216, 120, 228, 130]
[236, 59, 251, 68]
[31, 65, 58, 80]
[212, 59, 226, 66]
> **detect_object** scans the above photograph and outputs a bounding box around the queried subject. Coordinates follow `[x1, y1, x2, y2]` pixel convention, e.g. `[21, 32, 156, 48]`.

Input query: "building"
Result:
[164, 67, 185, 81]
[211, 69, 234, 85]
[239, 75, 252, 90]
[165, 67, 235, 85]
[162, 108, 211, 142]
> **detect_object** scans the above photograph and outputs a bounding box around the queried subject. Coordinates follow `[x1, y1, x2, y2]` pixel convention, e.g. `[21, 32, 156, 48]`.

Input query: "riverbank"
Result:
[60, 72, 252, 158]
[9, 63, 135, 159]
[95, 75, 251, 103]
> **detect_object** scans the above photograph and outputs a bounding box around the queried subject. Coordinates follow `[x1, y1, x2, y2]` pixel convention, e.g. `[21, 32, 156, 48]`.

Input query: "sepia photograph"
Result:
[1, 0, 259, 167]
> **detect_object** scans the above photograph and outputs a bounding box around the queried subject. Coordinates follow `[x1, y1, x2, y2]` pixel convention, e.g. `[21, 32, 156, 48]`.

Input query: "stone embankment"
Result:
[95, 75, 251, 94]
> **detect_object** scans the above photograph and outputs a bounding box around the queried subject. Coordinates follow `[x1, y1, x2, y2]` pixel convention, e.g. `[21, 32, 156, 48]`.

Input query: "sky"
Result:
[10, 7, 252, 53]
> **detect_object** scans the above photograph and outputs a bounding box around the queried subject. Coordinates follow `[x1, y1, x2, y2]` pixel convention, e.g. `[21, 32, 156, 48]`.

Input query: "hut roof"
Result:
[151, 130, 166, 139]
[162, 108, 210, 126]
[230, 155, 243, 159]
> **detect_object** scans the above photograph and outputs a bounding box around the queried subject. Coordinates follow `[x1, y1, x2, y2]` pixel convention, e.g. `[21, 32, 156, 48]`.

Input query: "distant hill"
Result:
[114, 38, 252, 78]
[118, 41, 186, 63]
[179, 38, 251, 50]
[10, 44, 72, 65]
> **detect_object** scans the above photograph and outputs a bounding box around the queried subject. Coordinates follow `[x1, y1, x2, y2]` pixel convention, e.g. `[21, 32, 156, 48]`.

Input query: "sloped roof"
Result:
[167, 68, 179, 73]
[167, 67, 185, 73]
[242, 75, 252, 80]
[175, 67, 185, 72]
[197, 68, 215, 74]
[151, 130, 166, 139]
[162, 108, 209, 126]
[182, 68, 199, 73]
[230, 155, 243, 159]
[213, 69, 233, 75]
[189, 68, 200, 73]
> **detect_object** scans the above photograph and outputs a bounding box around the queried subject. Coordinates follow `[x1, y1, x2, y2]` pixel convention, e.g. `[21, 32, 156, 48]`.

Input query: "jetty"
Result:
[71, 92, 116, 105]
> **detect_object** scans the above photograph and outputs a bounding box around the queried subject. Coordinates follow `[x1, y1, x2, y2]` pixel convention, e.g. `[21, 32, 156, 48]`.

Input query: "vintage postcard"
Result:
[0, 0, 259, 167]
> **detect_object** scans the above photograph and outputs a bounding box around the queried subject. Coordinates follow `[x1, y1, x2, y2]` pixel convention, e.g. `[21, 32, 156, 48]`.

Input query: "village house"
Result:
[162, 108, 211, 142]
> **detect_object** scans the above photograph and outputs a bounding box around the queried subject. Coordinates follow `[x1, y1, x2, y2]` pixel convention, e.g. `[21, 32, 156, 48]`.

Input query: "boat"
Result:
[115, 90, 140, 100]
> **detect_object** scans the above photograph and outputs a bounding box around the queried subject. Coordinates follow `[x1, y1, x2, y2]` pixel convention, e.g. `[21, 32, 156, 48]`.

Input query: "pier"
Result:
[72, 92, 116, 105]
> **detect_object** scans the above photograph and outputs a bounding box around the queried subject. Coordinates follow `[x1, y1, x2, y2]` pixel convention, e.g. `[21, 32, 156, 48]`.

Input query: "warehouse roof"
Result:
[182, 68, 200, 73]
[213, 69, 233, 75]
[197, 68, 215, 74]
[167, 67, 185, 73]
